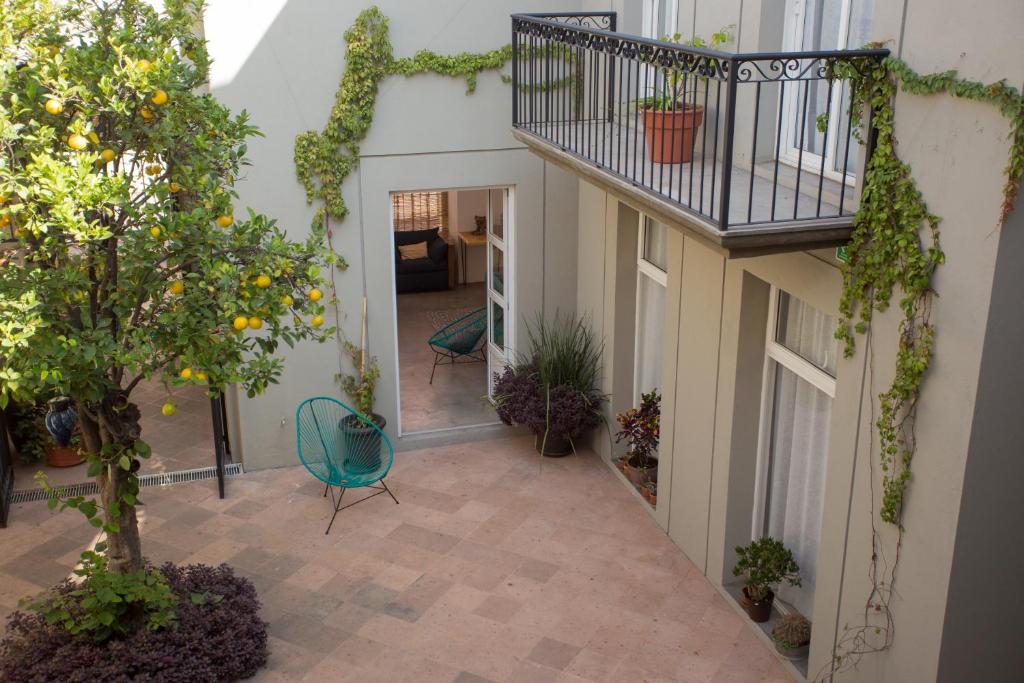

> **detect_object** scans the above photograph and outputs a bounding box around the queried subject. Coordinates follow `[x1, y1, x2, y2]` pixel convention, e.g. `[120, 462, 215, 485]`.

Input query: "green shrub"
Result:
[732, 537, 801, 602]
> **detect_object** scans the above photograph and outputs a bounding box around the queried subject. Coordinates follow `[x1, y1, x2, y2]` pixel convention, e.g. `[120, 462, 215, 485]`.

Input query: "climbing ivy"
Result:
[294, 7, 512, 235]
[817, 54, 1024, 680]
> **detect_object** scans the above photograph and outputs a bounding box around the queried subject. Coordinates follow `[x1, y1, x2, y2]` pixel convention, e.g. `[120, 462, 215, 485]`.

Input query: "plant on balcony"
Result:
[772, 612, 812, 661]
[615, 390, 661, 489]
[732, 537, 801, 623]
[0, 0, 327, 675]
[493, 313, 604, 456]
[635, 27, 732, 164]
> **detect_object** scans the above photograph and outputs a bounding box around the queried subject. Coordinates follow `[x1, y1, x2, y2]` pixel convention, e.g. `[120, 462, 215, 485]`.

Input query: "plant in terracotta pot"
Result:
[772, 612, 812, 660]
[615, 390, 661, 489]
[732, 537, 801, 623]
[635, 27, 732, 164]
[493, 313, 604, 456]
[9, 400, 48, 466]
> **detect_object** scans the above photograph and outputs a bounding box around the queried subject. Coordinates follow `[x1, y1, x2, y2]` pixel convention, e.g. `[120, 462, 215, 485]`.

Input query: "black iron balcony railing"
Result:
[511, 12, 889, 245]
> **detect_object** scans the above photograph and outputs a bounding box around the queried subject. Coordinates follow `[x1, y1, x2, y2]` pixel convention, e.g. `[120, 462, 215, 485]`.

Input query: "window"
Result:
[642, 0, 678, 39]
[634, 217, 668, 404]
[780, 0, 875, 180]
[753, 289, 838, 618]
[391, 191, 449, 232]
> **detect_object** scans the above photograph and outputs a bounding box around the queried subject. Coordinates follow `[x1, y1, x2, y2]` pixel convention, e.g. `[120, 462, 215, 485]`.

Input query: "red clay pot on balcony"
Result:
[45, 443, 83, 468]
[641, 104, 704, 164]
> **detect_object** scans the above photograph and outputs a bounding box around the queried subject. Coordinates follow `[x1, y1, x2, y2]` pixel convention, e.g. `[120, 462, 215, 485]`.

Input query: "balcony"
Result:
[510, 13, 889, 256]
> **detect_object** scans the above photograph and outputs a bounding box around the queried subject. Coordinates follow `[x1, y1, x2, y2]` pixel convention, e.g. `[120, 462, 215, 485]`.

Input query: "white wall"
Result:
[203, 0, 581, 469]
[452, 189, 487, 284]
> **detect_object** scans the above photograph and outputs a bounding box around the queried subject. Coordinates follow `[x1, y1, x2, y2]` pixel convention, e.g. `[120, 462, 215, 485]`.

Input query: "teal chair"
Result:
[295, 397, 398, 534]
[427, 307, 487, 384]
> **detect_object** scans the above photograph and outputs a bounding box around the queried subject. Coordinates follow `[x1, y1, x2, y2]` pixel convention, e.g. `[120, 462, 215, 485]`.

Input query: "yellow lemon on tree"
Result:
[161, 401, 177, 417]
[146, 164, 162, 176]
[87, 132, 100, 145]
[195, 371, 208, 382]
[281, 294, 293, 307]
[151, 89, 168, 106]
[308, 287, 322, 302]
[232, 315, 249, 331]
[169, 280, 184, 295]
[150, 226, 161, 238]
[169, 182, 181, 193]
[100, 148, 116, 163]
[247, 316, 263, 330]
[136, 58, 152, 72]
[0, 195, 6, 205]
[44, 98, 63, 115]
[67, 133, 88, 151]
[311, 315, 324, 329]
[179, 367, 192, 379]
[140, 106, 154, 121]
[0, 215, 11, 228]
[216, 214, 233, 228]
[255, 274, 271, 289]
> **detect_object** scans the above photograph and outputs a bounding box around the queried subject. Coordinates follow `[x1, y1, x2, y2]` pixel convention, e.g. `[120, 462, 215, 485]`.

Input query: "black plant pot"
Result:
[534, 431, 572, 457]
[338, 413, 387, 473]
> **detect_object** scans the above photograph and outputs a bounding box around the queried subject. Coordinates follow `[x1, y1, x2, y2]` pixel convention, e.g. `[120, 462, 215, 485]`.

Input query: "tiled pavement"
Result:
[0, 435, 791, 682]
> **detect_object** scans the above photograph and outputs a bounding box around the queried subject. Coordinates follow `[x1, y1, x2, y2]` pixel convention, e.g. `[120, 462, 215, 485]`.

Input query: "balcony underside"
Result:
[515, 127, 857, 258]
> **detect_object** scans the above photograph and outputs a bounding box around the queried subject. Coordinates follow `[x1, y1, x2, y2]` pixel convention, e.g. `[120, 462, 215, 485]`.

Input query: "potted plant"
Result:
[9, 400, 49, 466]
[636, 27, 732, 164]
[615, 390, 661, 488]
[493, 313, 604, 456]
[772, 613, 812, 660]
[337, 341, 384, 473]
[732, 537, 801, 622]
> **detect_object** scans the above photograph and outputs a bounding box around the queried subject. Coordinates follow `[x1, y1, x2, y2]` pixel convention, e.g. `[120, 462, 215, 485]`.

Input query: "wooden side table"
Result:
[457, 231, 487, 286]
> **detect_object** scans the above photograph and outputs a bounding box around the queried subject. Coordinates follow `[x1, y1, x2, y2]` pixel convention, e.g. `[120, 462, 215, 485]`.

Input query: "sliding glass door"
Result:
[486, 188, 512, 397]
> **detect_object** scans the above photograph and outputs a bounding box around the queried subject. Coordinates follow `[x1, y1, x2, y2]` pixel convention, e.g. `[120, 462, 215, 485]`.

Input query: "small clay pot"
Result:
[740, 587, 774, 623]
[45, 444, 83, 468]
[774, 641, 810, 661]
[624, 454, 658, 488]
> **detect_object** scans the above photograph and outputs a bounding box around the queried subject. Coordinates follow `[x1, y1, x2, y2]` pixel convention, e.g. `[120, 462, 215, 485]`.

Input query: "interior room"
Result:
[393, 187, 506, 434]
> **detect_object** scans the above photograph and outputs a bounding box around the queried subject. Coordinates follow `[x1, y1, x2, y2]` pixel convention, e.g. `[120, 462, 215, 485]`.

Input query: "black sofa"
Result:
[395, 227, 451, 293]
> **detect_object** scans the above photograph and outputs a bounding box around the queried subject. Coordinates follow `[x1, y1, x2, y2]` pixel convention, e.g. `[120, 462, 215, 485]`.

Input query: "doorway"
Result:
[392, 186, 513, 435]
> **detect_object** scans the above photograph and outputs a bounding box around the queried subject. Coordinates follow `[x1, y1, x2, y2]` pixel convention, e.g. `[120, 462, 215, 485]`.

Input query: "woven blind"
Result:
[392, 191, 449, 232]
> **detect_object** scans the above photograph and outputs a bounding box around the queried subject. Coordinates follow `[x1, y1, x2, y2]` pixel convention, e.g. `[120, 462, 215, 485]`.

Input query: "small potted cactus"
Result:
[771, 613, 811, 660]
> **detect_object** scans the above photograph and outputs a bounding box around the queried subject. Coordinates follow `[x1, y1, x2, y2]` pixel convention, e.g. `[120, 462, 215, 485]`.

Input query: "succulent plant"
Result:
[772, 613, 811, 648]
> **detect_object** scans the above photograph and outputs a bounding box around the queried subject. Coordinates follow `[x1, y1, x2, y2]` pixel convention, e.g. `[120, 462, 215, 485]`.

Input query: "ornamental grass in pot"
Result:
[732, 537, 801, 623]
[615, 390, 661, 488]
[493, 313, 604, 457]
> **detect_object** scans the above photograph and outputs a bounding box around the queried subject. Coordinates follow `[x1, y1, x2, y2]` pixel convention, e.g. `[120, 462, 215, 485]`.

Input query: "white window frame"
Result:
[751, 287, 836, 543]
[633, 215, 668, 406]
[779, 0, 864, 184]
[486, 188, 514, 397]
[642, 0, 679, 40]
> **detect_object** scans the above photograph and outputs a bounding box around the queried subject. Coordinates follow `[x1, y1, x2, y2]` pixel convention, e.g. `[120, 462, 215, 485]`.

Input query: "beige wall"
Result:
[203, 0, 582, 469]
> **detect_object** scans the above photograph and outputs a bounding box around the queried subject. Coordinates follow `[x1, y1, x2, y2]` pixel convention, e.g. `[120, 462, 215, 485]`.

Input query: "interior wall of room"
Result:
[451, 189, 487, 284]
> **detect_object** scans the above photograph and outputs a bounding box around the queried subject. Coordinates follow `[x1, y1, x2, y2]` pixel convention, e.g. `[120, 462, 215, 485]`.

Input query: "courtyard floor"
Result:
[0, 435, 789, 683]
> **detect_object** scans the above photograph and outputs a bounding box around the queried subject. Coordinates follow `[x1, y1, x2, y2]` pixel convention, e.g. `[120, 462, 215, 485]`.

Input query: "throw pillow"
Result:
[397, 241, 429, 260]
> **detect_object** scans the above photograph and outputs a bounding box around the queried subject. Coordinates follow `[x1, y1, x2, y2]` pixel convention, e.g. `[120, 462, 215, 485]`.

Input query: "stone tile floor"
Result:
[0, 435, 790, 682]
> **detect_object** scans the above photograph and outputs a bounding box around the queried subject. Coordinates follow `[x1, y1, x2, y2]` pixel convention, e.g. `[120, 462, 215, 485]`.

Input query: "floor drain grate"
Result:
[10, 463, 244, 504]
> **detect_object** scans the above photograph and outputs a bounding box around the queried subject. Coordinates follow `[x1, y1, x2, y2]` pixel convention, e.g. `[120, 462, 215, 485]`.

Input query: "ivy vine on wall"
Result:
[820, 53, 1024, 679]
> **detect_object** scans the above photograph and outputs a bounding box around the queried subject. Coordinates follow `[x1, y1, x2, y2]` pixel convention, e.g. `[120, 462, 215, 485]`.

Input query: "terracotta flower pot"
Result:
[624, 454, 658, 488]
[740, 587, 774, 623]
[45, 443, 83, 468]
[642, 105, 704, 164]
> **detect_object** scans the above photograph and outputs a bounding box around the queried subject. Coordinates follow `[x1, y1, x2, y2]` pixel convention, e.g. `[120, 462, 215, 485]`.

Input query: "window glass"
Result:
[491, 245, 504, 296]
[642, 218, 668, 271]
[490, 299, 504, 349]
[775, 291, 837, 376]
[489, 188, 504, 240]
[765, 363, 831, 617]
[635, 274, 665, 398]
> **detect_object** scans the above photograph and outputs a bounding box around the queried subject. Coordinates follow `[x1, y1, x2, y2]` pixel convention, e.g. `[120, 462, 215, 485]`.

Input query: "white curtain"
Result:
[777, 292, 836, 375]
[636, 274, 666, 399]
[765, 363, 832, 617]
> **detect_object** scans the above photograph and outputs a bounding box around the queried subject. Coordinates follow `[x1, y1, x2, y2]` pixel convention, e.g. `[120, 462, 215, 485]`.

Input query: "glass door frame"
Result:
[633, 214, 669, 406]
[778, 0, 861, 184]
[486, 187, 514, 398]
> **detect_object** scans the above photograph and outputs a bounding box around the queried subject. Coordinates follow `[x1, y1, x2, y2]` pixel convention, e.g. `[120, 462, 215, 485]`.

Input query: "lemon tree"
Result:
[0, 0, 333, 572]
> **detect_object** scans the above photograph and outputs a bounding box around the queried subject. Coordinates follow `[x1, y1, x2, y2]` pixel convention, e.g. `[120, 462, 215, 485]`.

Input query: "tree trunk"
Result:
[78, 392, 144, 574]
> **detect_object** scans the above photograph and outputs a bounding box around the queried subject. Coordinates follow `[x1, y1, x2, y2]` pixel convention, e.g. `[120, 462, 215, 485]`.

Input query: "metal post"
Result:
[209, 394, 226, 499]
[606, 12, 617, 125]
[511, 21, 519, 126]
[718, 57, 739, 231]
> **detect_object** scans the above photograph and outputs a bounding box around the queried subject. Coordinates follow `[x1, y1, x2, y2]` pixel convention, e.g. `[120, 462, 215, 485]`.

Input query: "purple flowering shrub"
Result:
[0, 563, 267, 682]
[493, 366, 602, 441]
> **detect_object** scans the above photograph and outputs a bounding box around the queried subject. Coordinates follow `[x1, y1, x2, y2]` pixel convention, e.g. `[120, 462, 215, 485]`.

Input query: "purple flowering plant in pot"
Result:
[615, 390, 661, 489]
[493, 313, 604, 456]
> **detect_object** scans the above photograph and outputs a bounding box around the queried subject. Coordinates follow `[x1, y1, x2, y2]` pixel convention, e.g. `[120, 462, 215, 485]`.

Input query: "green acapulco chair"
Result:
[295, 397, 398, 534]
[427, 307, 488, 384]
